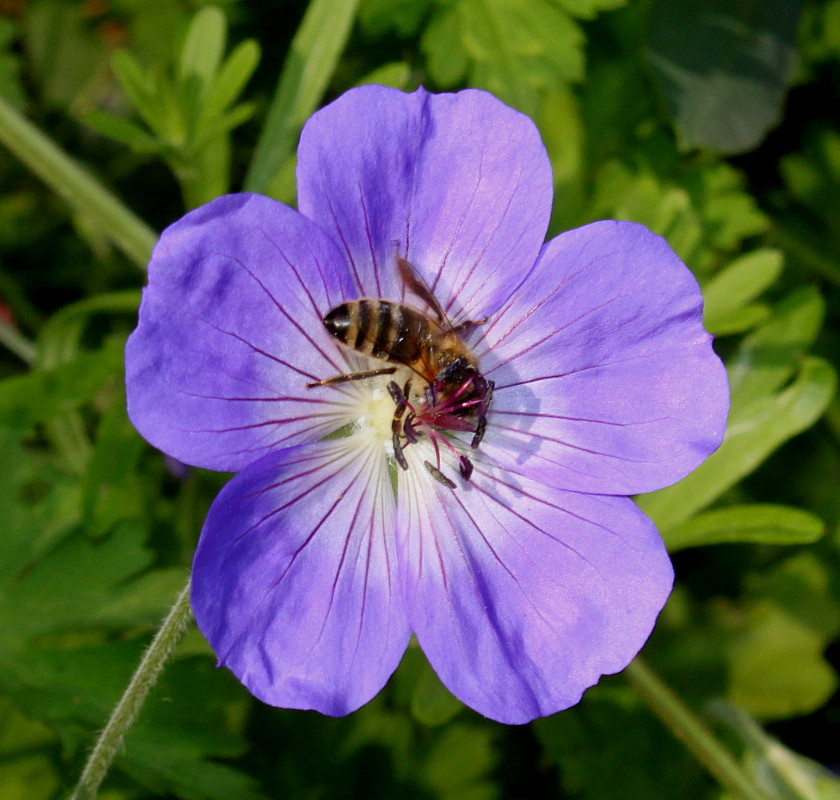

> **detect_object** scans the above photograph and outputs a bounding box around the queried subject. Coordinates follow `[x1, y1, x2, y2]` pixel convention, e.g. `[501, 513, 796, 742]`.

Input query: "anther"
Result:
[424, 460, 456, 489]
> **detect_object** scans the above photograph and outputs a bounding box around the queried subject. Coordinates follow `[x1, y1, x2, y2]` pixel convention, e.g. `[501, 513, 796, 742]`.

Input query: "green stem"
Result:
[243, 0, 360, 195]
[0, 95, 157, 270]
[69, 580, 193, 800]
[626, 658, 771, 800]
[0, 319, 36, 364]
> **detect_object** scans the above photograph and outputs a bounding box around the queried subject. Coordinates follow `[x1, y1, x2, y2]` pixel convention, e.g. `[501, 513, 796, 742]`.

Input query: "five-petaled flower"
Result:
[125, 86, 729, 724]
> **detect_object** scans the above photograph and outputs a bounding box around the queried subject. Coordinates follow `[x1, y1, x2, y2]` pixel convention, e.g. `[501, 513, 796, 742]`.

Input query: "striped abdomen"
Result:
[323, 299, 468, 375]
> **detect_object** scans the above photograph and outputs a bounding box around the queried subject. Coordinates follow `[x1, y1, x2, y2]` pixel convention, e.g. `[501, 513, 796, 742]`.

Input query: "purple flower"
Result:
[125, 86, 728, 724]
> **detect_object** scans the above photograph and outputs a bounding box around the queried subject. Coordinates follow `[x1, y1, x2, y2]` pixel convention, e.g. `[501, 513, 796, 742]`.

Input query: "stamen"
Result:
[424, 461, 456, 488]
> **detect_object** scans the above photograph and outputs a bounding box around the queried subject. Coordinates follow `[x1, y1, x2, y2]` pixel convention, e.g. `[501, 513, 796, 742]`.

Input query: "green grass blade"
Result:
[0, 95, 157, 269]
[244, 0, 360, 195]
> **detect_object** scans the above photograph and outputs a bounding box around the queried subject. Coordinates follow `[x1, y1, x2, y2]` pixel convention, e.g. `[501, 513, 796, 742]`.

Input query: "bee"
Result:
[307, 256, 494, 487]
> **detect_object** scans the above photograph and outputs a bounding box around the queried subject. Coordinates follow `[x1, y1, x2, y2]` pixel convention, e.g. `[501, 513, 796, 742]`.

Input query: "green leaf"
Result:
[0, 19, 26, 109]
[422, 725, 499, 800]
[534, 683, 709, 800]
[421, 7, 469, 86]
[178, 6, 226, 88]
[665, 504, 824, 552]
[729, 288, 825, 410]
[81, 385, 148, 538]
[0, 337, 124, 432]
[83, 110, 164, 154]
[710, 701, 840, 800]
[358, 0, 434, 36]
[111, 49, 163, 136]
[0, 430, 81, 583]
[639, 357, 836, 530]
[355, 61, 413, 89]
[244, 0, 361, 194]
[648, 0, 804, 154]
[423, 0, 584, 116]
[552, 0, 628, 18]
[201, 40, 261, 121]
[724, 554, 840, 719]
[703, 248, 783, 334]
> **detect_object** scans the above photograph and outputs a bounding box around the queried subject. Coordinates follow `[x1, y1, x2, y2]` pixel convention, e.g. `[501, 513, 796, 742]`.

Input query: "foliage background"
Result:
[1, 0, 840, 798]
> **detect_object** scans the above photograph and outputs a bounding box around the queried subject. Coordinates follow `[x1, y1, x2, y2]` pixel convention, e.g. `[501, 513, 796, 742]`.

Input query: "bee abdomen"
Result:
[323, 300, 427, 364]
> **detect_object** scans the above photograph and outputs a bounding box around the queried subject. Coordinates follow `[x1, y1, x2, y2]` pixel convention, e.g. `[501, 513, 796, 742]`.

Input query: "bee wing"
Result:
[396, 257, 453, 330]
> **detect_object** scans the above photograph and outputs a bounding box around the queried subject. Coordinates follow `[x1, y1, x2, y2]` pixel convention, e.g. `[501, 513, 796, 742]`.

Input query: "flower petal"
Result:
[297, 85, 553, 321]
[477, 221, 729, 495]
[192, 436, 409, 716]
[126, 194, 359, 471]
[396, 446, 673, 724]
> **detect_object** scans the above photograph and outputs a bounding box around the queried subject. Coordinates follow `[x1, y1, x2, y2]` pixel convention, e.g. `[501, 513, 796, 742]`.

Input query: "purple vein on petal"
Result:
[211, 251, 344, 372]
[194, 317, 317, 380]
[468, 473, 606, 575]
[449, 487, 566, 642]
[323, 191, 365, 296]
[489, 422, 657, 464]
[473, 465, 635, 550]
[444, 166, 525, 316]
[215, 447, 369, 668]
[434, 484, 542, 709]
[256, 225, 330, 321]
[471, 249, 624, 353]
[357, 182, 382, 297]
[493, 346, 689, 390]
[433, 149, 485, 296]
[483, 295, 625, 371]
[491, 409, 668, 427]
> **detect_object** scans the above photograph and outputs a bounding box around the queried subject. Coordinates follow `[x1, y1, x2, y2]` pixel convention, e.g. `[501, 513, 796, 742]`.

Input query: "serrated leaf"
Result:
[0, 521, 155, 648]
[639, 357, 836, 530]
[648, 0, 804, 154]
[0, 337, 124, 432]
[665, 505, 824, 552]
[422, 0, 584, 116]
[81, 385, 147, 537]
[703, 248, 783, 333]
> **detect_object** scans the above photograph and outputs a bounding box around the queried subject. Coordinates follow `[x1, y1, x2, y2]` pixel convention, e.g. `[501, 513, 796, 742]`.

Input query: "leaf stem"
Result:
[0, 95, 157, 270]
[625, 658, 771, 800]
[69, 579, 194, 800]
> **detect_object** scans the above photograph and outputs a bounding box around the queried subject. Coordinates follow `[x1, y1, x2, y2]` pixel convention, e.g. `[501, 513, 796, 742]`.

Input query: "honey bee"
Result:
[307, 256, 494, 487]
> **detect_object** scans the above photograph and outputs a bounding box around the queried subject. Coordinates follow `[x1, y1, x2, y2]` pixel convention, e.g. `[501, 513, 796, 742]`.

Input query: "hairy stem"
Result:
[69, 580, 193, 800]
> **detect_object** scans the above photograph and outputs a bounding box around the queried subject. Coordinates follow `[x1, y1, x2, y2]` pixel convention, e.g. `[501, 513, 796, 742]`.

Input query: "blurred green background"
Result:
[2, 1, 840, 798]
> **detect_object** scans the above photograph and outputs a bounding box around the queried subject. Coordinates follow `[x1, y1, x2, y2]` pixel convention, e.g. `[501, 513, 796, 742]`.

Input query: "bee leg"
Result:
[471, 380, 494, 449]
[388, 380, 410, 471]
[424, 461, 456, 489]
[452, 316, 489, 336]
[403, 417, 418, 444]
[458, 455, 474, 481]
[307, 367, 396, 388]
